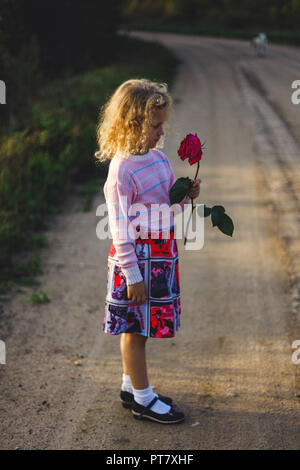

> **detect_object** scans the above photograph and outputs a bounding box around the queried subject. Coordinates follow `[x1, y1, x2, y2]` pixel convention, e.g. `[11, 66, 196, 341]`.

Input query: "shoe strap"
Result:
[138, 396, 159, 419]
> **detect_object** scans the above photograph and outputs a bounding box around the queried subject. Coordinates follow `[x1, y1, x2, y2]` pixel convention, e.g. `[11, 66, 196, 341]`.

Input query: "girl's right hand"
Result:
[127, 280, 147, 305]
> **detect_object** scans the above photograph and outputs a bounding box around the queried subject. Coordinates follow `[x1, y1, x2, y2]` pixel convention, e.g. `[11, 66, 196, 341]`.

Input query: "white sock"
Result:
[121, 373, 133, 393]
[132, 384, 171, 415]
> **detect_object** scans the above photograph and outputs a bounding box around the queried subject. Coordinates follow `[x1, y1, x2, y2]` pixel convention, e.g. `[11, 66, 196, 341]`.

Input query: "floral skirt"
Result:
[102, 227, 181, 338]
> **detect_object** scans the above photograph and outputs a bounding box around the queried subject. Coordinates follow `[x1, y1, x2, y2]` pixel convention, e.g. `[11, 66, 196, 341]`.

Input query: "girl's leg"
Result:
[120, 333, 148, 389]
[120, 332, 174, 417]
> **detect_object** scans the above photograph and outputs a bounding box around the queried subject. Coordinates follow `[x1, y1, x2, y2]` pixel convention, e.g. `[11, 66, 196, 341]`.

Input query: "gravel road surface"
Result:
[1, 32, 300, 450]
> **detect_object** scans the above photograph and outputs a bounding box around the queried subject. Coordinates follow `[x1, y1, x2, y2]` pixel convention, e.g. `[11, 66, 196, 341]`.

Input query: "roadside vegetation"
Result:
[121, 0, 300, 47]
[0, 1, 179, 299]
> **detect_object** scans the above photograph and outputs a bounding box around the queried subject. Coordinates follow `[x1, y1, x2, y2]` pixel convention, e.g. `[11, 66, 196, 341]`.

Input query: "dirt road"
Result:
[1, 32, 300, 450]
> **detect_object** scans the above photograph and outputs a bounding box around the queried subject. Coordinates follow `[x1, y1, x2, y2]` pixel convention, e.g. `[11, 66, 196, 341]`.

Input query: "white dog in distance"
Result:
[252, 32, 268, 57]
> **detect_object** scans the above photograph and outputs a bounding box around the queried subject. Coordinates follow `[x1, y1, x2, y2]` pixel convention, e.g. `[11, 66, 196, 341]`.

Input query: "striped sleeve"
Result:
[104, 165, 143, 285]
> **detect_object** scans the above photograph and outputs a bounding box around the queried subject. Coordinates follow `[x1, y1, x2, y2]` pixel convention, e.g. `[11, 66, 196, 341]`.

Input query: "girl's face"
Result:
[147, 107, 168, 149]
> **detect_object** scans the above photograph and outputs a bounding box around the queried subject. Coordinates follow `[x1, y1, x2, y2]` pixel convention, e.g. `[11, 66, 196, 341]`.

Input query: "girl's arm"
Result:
[187, 178, 201, 199]
[127, 280, 146, 304]
[104, 165, 143, 286]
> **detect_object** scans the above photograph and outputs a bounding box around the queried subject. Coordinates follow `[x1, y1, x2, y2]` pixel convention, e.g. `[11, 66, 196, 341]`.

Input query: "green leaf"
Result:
[212, 205, 225, 214]
[211, 207, 222, 227]
[197, 205, 211, 217]
[170, 177, 192, 204]
[204, 205, 211, 217]
[217, 213, 234, 237]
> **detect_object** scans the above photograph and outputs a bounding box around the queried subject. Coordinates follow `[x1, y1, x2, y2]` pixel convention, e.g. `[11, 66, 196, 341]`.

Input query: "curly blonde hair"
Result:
[94, 78, 172, 162]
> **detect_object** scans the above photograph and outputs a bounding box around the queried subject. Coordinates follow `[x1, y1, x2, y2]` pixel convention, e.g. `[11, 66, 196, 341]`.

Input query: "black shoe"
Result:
[120, 390, 173, 409]
[131, 396, 185, 424]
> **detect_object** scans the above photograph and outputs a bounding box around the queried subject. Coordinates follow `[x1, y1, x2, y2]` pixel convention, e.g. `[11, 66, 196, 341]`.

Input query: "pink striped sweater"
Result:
[103, 148, 191, 285]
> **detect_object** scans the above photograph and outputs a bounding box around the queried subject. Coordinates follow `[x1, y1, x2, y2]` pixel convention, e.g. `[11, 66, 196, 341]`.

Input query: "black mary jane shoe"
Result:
[120, 390, 173, 409]
[131, 396, 185, 424]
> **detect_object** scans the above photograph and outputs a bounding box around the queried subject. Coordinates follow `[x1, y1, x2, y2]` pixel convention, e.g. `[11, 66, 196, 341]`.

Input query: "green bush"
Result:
[0, 35, 179, 278]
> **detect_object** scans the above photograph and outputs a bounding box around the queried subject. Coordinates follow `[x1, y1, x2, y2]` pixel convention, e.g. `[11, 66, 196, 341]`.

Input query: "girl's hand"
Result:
[127, 280, 147, 305]
[188, 178, 201, 199]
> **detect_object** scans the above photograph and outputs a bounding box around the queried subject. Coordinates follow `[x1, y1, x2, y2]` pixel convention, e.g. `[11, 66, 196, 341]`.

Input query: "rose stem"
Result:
[184, 160, 200, 245]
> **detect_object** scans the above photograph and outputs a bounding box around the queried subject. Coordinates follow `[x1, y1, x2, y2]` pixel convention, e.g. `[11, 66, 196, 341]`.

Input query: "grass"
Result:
[0, 255, 43, 300]
[75, 178, 102, 212]
[0, 33, 179, 296]
[0, 255, 43, 285]
[29, 291, 50, 304]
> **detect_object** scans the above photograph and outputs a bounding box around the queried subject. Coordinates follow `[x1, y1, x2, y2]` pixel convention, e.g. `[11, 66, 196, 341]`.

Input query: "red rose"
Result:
[177, 133, 203, 165]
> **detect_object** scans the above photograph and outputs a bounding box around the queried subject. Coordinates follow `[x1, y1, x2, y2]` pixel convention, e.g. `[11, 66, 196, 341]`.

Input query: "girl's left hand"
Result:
[188, 178, 201, 199]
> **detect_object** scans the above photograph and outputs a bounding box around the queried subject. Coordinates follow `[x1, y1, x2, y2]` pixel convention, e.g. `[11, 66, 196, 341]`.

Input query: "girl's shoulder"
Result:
[106, 148, 170, 180]
[104, 154, 136, 192]
[152, 148, 173, 170]
[152, 148, 167, 160]
[108, 152, 133, 174]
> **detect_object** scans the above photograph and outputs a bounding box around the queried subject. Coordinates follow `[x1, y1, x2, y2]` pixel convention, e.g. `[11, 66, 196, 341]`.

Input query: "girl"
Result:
[95, 78, 200, 424]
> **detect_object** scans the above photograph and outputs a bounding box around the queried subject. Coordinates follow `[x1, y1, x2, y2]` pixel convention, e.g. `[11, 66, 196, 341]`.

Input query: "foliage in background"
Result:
[121, 21, 300, 47]
[121, 0, 300, 30]
[0, 0, 122, 130]
[121, 0, 300, 46]
[0, 34, 179, 283]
